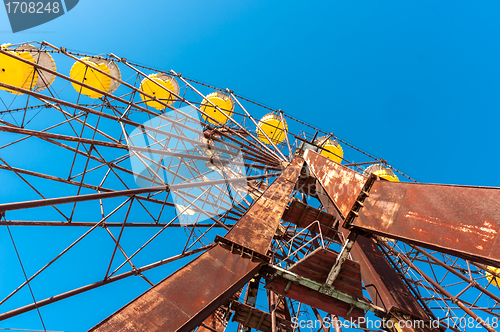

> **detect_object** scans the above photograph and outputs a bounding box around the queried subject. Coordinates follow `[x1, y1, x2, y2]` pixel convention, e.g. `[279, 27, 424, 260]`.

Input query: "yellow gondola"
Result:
[70, 57, 120, 99]
[364, 164, 399, 182]
[91, 58, 121, 94]
[314, 136, 344, 164]
[139, 73, 179, 110]
[200, 91, 234, 125]
[486, 266, 500, 287]
[16, 44, 57, 92]
[0, 44, 38, 95]
[257, 113, 287, 145]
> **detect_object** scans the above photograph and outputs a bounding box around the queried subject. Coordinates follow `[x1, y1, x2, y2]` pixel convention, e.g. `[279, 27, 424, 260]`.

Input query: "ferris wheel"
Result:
[1, 41, 500, 332]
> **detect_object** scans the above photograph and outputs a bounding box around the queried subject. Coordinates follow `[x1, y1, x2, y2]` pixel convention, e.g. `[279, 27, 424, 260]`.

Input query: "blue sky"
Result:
[1, 0, 500, 331]
[3, 0, 500, 186]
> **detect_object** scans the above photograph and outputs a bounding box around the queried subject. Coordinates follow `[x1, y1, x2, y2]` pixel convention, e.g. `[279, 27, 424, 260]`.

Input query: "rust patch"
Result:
[354, 181, 500, 266]
[266, 248, 365, 321]
[282, 198, 339, 240]
[90, 158, 305, 331]
[316, 186, 434, 327]
[230, 301, 293, 332]
[224, 157, 304, 255]
[90, 245, 262, 332]
[304, 150, 367, 218]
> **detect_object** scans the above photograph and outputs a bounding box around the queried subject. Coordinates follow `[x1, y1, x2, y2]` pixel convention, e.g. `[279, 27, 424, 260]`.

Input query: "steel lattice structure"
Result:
[0, 41, 499, 332]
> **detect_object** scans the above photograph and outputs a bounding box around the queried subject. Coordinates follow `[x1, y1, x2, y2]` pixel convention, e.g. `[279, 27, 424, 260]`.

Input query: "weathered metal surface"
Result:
[197, 308, 227, 332]
[290, 248, 363, 300]
[304, 149, 367, 218]
[266, 248, 365, 320]
[230, 301, 293, 332]
[295, 173, 318, 198]
[225, 157, 304, 255]
[351, 180, 500, 266]
[90, 245, 262, 332]
[353, 235, 433, 323]
[282, 198, 339, 240]
[90, 158, 304, 331]
[315, 178, 435, 327]
[265, 274, 365, 321]
[315, 179, 344, 221]
[198, 289, 242, 332]
[273, 292, 291, 323]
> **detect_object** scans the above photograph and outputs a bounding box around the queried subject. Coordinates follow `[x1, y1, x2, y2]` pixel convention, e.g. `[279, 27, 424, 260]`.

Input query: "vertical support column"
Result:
[268, 291, 278, 332]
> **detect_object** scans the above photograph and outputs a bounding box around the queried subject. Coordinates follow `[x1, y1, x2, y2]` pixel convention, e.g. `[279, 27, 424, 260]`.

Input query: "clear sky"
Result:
[3, 0, 500, 187]
[1, 0, 500, 330]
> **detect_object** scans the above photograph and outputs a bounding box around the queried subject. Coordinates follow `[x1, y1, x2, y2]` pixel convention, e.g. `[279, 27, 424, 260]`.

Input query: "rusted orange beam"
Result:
[89, 157, 304, 331]
[305, 150, 435, 326]
[303, 149, 367, 218]
[351, 180, 500, 266]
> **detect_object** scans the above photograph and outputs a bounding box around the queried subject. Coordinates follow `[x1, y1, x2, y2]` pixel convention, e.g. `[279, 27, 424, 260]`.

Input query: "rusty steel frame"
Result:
[230, 299, 293, 332]
[0, 198, 134, 306]
[305, 148, 500, 331]
[305, 150, 447, 332]
[0, 245, 212, 321]
[273, 220, 326, 266]
[89, 157, 304, 331]
[0, 43, 287, 326]
[349, 180, 500, 267]
[1, 41, 500, 332]
[379, 239, 500, 332]
[0, 220, 233, 227]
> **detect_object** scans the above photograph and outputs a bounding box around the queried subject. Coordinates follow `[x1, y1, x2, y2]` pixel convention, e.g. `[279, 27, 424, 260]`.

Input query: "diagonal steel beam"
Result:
[89, 157, 304, 331]
[305, 150, 436, 327]
[0, 220, 233, 227]
[0, 245, 212, 321]
[307, 147, 500, 267]
[223, 158, 304, 255]
[0, 186, 167, 212]
[303, 149, 367, 219]
[0, 174, 277, 213]
[349, 180, 500, 266]
[90, 244, 262, 332]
